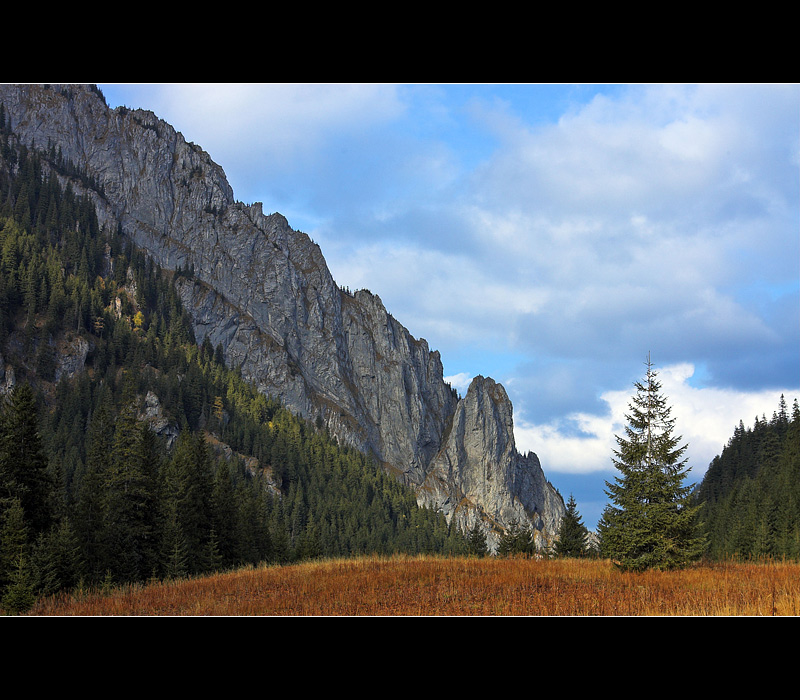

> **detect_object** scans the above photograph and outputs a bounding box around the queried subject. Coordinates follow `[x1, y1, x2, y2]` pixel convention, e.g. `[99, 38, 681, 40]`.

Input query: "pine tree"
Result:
[0, 497, 28, 591]
[597, 355, 705, 571]
[496, 520, 536, 557]
[30, 517, 84, 597]
[466, 519, 489, 557]
[161, 431, 214, 575]
[553, 494, 589, 558]
[74, 395, 113, 583]
[210, 460, 239, 569]
[102, 399, 160, 583]
[0, 383, 54, 538]
[1, 553, 36, 614]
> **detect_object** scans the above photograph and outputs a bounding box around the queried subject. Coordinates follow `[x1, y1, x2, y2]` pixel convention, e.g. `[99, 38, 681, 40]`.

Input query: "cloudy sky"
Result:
[99, 83, 800, 529]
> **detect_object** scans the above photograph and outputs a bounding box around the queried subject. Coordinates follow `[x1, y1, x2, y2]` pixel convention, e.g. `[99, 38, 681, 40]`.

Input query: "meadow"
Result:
[20, 555, 800, 616]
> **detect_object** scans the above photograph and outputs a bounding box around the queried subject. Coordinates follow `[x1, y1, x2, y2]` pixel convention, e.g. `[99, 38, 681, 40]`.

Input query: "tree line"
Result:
[693, 395, 800, 560]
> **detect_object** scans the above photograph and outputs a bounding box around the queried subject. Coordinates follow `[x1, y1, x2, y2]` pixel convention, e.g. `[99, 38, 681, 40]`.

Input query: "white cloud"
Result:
[514, 362, 797, 480]
[156, 83, 406, 164]
[320, 239, 542, 351]
[443, 372, 473, 395]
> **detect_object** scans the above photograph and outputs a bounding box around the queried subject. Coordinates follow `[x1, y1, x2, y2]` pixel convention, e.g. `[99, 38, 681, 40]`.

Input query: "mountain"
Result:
[0, 83, 564, 551]
[0, 122, 468, 599]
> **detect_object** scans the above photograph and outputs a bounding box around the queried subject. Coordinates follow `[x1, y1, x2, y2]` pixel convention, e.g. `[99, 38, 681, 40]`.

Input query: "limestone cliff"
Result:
[423, 376, 564, 548]
[0, 83, 564, 549]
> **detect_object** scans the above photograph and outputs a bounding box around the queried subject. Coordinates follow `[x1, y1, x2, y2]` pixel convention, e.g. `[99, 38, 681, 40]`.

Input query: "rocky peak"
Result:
[0, 83, 565, 550]
[423, 376, 564, 550]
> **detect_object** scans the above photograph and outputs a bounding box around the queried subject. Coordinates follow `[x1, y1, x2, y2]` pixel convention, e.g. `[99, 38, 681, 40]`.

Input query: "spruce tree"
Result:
[467, 519, 489, 557]
[553, 494, 589, 558]
[74, 396, 113, 583]
[1, 553, 36, 614]
[210, 460, 239, 569]
[161, 431, 214, 575]
[0, 383, 54, 538]
[30, 517, 84, 597]
[102, 399, 159, 583]
[597, 355, 705, 571]
[496, 520, 536, 557]
[0, 497, 28, 591]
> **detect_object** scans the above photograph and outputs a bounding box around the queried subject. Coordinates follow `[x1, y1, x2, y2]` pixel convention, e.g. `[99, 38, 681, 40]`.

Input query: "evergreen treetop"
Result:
[553, 494, 589, 558]
[598, 355, 705, 571]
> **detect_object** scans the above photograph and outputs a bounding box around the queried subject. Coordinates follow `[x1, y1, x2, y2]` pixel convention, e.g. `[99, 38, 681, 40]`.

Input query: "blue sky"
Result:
[99, 83, 800, 529]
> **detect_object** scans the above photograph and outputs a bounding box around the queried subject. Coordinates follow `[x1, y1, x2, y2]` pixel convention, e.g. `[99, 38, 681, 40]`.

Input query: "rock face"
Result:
[0, 83, 564, 550]
[423, 376, 564, 548]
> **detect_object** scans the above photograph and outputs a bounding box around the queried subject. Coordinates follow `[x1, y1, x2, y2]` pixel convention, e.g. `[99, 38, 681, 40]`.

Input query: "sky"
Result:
[98, 83, 800, 530]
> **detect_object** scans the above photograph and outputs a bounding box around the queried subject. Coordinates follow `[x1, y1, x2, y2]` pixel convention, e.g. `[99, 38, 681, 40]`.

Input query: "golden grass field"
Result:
[22, 555, 800, 616]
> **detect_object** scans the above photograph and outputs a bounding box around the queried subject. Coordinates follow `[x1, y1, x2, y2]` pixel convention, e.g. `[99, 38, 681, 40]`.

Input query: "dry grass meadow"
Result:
[20, 554, 800, 616]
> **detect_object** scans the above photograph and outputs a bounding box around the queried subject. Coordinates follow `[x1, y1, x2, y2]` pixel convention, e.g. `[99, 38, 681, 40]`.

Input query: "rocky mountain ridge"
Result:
[0, 83, 564, 550]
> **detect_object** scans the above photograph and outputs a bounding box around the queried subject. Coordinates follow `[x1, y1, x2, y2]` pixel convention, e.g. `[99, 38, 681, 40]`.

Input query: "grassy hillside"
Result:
[26, 555, 800, 616]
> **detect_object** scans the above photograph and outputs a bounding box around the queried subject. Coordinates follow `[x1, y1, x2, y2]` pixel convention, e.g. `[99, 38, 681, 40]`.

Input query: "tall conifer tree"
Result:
[162, 431, 214, 575]
[102, 398, 159, 582]
[598, 355, 705, 571]
[553, 494, 589, 558]
[0, 383, 53, 538]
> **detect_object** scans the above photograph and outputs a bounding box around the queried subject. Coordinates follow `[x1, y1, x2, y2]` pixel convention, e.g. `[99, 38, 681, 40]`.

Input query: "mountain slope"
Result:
[0, 133, 468, 601]
[0, 83, 564, 549]
[693, 396, 800, 559]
